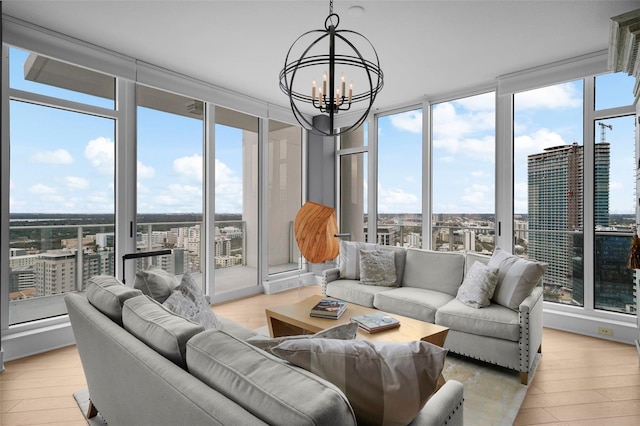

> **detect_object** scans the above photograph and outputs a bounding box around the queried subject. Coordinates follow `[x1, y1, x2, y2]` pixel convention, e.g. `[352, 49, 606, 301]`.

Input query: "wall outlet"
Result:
[597, 326, 613, 336]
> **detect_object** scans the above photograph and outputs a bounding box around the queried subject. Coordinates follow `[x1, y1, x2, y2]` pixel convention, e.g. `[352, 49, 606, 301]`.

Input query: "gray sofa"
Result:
[323, 245, 544, 385]
[65, 277, 465, 426]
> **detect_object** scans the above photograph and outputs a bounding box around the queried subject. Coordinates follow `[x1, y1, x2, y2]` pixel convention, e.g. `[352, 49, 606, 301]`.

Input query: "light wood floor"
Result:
[1, 285, 638, 425]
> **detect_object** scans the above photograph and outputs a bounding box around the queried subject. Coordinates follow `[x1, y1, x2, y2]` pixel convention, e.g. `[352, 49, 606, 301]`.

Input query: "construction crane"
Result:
[598, 122, 612, 143]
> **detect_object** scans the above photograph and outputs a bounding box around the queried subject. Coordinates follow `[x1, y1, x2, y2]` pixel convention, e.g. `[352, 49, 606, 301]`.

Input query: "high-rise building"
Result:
[528, 143, 610, 303]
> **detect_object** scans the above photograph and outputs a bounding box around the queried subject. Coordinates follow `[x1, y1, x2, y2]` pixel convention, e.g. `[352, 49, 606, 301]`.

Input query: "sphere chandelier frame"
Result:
[279, 0, 384, 136]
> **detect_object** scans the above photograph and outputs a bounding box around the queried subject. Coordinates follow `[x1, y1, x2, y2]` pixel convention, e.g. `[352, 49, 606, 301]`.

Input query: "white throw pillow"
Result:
[272, 339, 447, 426]
[456, 261, 499, 308]
[162, 272, 220, 330]
[488, 248, 547, 310]
[359, 249, 398, 287]
[339, 240, 377, 279]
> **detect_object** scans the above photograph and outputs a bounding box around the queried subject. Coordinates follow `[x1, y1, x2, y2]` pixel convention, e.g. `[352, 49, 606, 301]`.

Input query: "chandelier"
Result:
[279, 0, 383, 136]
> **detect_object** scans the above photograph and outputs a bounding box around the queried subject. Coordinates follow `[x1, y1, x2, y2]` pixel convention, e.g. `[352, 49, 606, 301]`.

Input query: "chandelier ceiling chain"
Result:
[279, 0, 384, 136]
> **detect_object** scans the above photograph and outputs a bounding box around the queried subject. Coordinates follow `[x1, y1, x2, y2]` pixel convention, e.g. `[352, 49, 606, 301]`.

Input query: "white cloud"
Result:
[389, 110, 422, 133]
[65, 176, 89, 189]
[610, 181, 623, 190]
[440, 156, 455, 163]
[149, 184, 201, 213]
[515, 83, 581, 110]
[174, 155, 202, 182]
[29, 183, 56, 195]
[471, 170, 489, 178]
[378, 183, 420, 213]
[514, 182, 528, 213]
[31, 149, 73, 165]
[85, 137, 114, 174]
[514, 128, 568, 160]
[137, 161, 155, 179]
[215, 159, 243, 212]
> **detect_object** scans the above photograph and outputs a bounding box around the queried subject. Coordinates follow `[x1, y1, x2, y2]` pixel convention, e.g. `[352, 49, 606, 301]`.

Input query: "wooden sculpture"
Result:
[294, 201, 339, 263]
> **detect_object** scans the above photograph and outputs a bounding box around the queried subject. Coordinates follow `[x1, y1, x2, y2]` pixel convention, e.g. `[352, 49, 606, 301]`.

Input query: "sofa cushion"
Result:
[187, 329, 356, 426]
[122, 295, 204, 368]
[246, 322, 358, 355]
[456, 261, 499, 308]
[373, 287, 454, 323]
[217, 316, 258, 340]
[402, 249, 465, 296]
[488, 248, 547, 311]
[133, 267, 179, 303]
[436, 298, 520, 341]
[359, 249, 398, 286]
[325, 279, 395, 307]
[86, 275, 142, 326]
[339, 240, 378, 279]
[162, 272, 220, 330]
[272, 338, 446, 426]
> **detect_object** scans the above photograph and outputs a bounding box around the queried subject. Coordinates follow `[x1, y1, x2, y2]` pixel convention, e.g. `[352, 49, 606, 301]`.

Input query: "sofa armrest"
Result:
[321, 267, 341, 296]
[518, 286, 544, 383]
[410, 380, 464, 426]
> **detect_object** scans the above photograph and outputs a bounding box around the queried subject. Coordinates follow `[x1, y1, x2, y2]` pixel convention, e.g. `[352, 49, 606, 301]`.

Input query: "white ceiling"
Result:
[3, 0, 640, 114]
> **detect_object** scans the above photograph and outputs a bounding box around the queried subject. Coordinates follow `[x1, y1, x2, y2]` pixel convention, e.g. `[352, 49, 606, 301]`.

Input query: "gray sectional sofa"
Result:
[65, 276, 465, 426]
[323, 244, 545, 385]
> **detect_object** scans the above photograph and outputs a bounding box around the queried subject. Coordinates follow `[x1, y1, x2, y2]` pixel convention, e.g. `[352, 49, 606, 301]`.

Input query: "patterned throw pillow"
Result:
[456, 261, 499, 308]
[163, 272, 220, 330]
[272, 339, 447, 426]
[359, 249, 398, 286]
[489, 247, 547, 311]
[246, 322, 358, 355]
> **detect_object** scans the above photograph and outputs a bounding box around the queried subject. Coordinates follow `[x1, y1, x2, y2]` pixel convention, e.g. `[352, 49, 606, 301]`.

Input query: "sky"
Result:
[8, 47, 638, 217]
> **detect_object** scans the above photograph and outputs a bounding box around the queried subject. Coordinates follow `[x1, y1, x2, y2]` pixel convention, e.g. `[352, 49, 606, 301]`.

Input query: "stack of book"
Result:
[350, 312, 400, 333]
[309, 299, 347, 319]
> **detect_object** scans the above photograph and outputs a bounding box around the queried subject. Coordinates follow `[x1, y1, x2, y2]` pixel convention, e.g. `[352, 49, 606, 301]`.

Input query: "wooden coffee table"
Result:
[265, 295, 449, 347]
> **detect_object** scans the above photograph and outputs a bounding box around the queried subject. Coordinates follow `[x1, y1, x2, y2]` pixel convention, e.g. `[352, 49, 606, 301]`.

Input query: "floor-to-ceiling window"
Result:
[136, 85, 205, 288]
[514, 80, 585, 306]
[213, 106, 259, 295]
[7, 47, 116, 325]
[432, 93, 495, 253]
[268, 120, 302, 274]
[377, 109, 422, 247]
[592, 73, 636, 315]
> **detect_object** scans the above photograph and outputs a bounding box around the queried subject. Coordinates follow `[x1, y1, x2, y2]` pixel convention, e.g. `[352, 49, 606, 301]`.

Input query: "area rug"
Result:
[443, 353, 540, 426]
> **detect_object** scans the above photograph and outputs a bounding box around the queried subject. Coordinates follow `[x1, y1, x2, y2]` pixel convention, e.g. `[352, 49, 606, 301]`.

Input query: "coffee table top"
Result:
[266, 295, 448, 345]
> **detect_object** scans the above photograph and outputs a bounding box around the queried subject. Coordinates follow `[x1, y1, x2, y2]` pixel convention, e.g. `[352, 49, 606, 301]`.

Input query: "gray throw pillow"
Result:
[246, 322, 358, 355]
[162, 272, 220, 330]
[456, 261, 499, 308]
[133, 267, 178, 303]
[489, 247, 547, 310]
[272, 339, 447, 426]
[359, 249, 398, 286]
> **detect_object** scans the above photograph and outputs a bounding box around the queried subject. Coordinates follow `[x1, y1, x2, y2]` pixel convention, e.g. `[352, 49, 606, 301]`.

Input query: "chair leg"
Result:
[86, 399, 98, 419]
[520, 371, 529, 385]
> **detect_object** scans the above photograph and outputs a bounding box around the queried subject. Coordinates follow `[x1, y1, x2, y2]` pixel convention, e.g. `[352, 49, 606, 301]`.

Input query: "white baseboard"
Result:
[2, 321, 75, 362]
[544, 307, 637, 345]
[263, 273, 320, 294]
